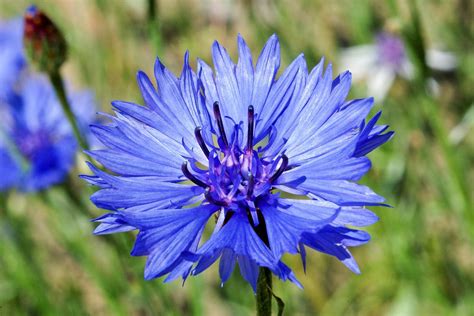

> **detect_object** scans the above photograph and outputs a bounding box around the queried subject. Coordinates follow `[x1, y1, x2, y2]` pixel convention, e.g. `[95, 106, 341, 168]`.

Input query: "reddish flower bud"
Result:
[23, 5, 67, 73]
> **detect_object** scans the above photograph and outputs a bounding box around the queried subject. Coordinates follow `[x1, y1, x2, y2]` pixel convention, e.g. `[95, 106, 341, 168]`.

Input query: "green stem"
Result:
[147, 0, 156, 23]
[256, 267, 272, 316]
[63, 176, 93, 217]
[49, 70, 89, 151]
[147, 0, 162, 56]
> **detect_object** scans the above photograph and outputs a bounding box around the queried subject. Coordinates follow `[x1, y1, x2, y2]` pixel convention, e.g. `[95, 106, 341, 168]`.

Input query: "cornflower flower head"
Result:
[85, 34, 393, 291]
[0, 14, 96, 192]
[0, 74, 95, 192]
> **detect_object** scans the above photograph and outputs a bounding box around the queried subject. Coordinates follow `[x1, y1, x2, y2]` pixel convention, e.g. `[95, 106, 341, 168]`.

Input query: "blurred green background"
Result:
[0, 0, 473, 315]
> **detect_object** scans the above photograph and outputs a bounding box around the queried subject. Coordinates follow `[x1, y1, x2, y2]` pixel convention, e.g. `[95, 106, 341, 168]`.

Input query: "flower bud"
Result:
[23, 5, 67, 74]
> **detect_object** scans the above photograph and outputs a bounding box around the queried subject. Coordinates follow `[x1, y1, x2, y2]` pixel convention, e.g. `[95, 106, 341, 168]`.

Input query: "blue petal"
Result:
[336, 206, 379, 227]
[286, 97, 373, 164]
[87, 149, 181, 178]
[355, 112, 394, 156]
[212, 40, 242, 131]
[256, 54, 307, 143]
[152, 59, 198, 140]
[164, 226, 206, 283]
[280, 155, 371, 184]
[237, 255, 260, 292]
[87, 113, 184, 177]
[281, 200, 379, 227]
[117, 205, 218, 280]
[191, 250, 222, 276]
[197, 58, 219, 119]
[21, 136, 76, 192]
[355, 131, 394, 157]
[252, 34, 280, 116]
[261, 200, 339, 258]
[283, 179, 385, 206]
[0, 148, 20, 191]
[87, 163, 203, 210]
[92, 213, 135, 235]
[301, 225, 370, 274]
[93, 222, 136, 235]
[79, 174, 110, 188]
[269, 57, 325, 144]
[301, 70, 352, 136]
[193, 212, 278, 273]
[180, 51, 213, 137]
[236, 34, 254, 111]
[163, 260, 194, 284]
[111, 100, 175, 138]
[281, 63, 334, 152]
[219, 248, 237, 284]
[273, 261, 303, 289]
[299, 243, 307, 273]
[89, 123, 180, 163]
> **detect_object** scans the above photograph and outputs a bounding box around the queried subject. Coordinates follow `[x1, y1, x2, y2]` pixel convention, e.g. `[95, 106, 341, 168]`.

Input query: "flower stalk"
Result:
[256, 267, 272, 316]
[49, 70, 89, 150]
[147, 0, 163, 56]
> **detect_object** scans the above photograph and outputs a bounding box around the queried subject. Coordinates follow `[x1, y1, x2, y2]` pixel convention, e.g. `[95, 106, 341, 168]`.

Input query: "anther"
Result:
[246, 105, 254, 152]
[181, 162, 208, 187]
[213, 101, 228, 147]
[269, 154, 289, 183]
[247, 172, 255, 198]
[194, 127, 210, 157]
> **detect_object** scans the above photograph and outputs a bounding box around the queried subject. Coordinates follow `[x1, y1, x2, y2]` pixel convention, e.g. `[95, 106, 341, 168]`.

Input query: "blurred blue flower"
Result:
[0, 18, 25, 100]
[0, 17, 97, 192]
[0, 75, 96, 192]
[85, 34, 393, 291]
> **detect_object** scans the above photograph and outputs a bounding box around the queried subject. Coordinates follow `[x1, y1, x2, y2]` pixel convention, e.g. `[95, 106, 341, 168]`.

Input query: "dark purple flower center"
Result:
[15, 129, 51, 160]
[376, 32, 406, 69]
[182, 102, 288, 226]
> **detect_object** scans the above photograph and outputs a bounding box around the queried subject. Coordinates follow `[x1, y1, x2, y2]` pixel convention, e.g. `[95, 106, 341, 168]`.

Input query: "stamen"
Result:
[213, 101, 228, 147]
[247, 172, 255, 198]
[204, 187, 228, 206]
[181, 162, 208, 187]
[194, 127, 210, 157]
[247, 200, 260, 226]
[246, 105, 254, 152]
[269, 154, 288, 183]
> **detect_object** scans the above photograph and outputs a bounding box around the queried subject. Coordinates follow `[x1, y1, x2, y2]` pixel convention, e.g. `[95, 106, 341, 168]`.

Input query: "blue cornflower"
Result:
[0, 18, 25, 100]
[85, 34, 393, 291]
[0, 74, 96, 192]
[0, 16, 96, 192]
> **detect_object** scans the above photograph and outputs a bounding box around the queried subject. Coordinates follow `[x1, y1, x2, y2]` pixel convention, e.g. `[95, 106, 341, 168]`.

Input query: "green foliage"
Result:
[0, 0, 472, 315]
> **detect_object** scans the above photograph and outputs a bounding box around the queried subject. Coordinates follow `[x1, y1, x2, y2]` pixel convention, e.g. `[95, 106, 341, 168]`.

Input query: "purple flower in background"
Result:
[376, 32, 406, 69]
[339, 31, 457, 100]
[0, 75, 95, 192]
[84, 34, 393, 291]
